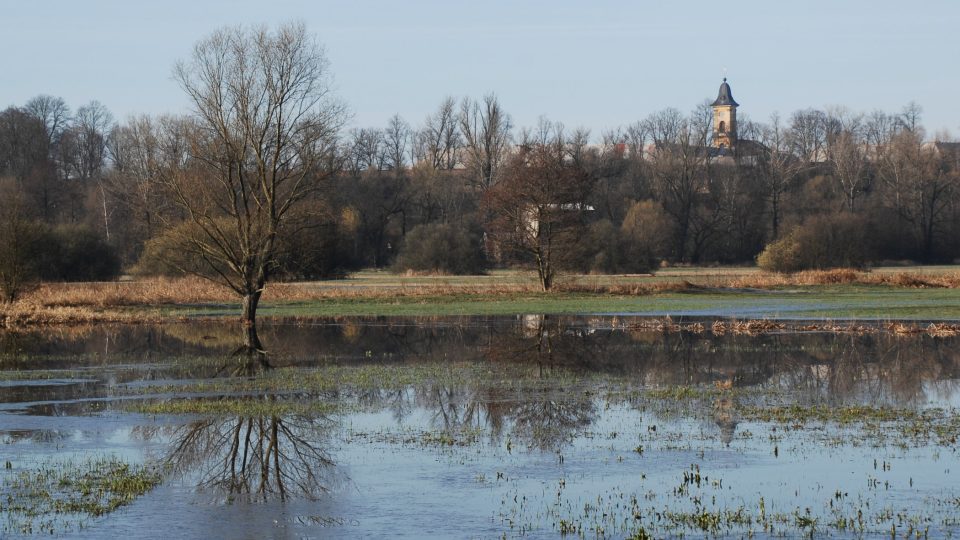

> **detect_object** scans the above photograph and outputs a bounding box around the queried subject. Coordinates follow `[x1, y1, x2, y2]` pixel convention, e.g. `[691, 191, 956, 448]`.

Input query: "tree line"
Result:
[3, 24, 960, 302]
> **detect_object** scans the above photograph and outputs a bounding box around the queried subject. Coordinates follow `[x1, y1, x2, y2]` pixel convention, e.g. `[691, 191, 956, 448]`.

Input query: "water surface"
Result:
[1, 316, 959, 538]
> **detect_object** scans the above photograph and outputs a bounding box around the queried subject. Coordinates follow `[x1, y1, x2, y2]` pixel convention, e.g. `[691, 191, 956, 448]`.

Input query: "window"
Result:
[718, 121, 726, 133]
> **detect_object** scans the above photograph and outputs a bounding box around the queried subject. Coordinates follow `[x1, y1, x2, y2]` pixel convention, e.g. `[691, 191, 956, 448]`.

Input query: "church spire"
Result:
[711, 78, 739, 107]
[711, 78, 738, 149]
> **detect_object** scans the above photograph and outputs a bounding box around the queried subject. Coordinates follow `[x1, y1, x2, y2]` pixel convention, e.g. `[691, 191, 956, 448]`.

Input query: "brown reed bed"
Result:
[15, 268, 960, 312]
[18, 276, 550, 309]
[4, 267, 960, 329]
[727, 268, 960, 289]
[630, 317, 960, 338]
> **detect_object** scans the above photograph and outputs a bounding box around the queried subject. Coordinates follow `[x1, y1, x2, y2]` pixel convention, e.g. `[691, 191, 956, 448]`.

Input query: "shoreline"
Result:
[5, 268, 960, 329]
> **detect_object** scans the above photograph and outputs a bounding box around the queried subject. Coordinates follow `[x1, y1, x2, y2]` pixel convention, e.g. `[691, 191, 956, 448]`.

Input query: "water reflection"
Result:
[410, 383, 595, 451]
[713, 392, 739, 446]
[3, 316, 960, 537]
[138, 406, 336, 503]
[4, 317, 960, 406]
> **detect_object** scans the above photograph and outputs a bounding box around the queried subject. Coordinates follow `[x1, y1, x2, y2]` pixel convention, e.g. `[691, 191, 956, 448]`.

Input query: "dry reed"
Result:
[632, 318, 960, 338]
[728, 268, 960, 289]
[5, 268, 960, 329]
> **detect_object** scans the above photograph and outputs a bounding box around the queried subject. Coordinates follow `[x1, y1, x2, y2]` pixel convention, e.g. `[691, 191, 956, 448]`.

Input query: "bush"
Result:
[583, 219, 620, 274]
[0, 214, 47, 302]
[393, 223, 486, 275]
[41, 226, 121, 282]
[0, 215, 120, 300]
[137, 218, 358, 281]
[756, 231, 802, 273]
[619, 200, 670, 274]
[135, 220, 231, 278]
[757, 213, 872, 273]
[273, 222, 356, 280]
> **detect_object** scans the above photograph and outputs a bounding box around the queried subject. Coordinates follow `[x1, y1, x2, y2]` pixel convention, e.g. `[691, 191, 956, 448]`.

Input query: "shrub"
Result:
[619, 200, 670, 274]
[137, 218, 357, 281]
[757, 213, 872, 273]
[0, 214, 47, 302]
[756, 231, 802, 273]
[0, 213, 119, 300]
[584, 219, 620, 274]
[43, 225, 121, 282]
[393, 223, 486, 275]
[273, 222, 356, 280]
[134, 220, 232, 278]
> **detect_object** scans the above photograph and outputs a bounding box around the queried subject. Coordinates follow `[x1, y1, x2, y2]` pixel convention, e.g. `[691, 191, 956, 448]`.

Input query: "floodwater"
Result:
[1, 316, 959, 538]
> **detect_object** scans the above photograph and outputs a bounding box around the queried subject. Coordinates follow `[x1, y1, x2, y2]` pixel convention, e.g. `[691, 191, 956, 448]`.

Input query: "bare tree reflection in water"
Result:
[339, 315, 600, 451]
[712, 385, 739, 447]
[148, 406, 338, 502]
[762, 334, 958, 408]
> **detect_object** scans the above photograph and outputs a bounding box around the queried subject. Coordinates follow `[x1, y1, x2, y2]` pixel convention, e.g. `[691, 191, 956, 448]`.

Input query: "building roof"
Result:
[711, 78, 739, 107]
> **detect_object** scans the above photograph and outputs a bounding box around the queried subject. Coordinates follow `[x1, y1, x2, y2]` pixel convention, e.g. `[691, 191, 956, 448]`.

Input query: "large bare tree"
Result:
[415, 97, 462, 170]
[757, 113, 804, 239]
[643, 107, 711, 262]
[159, 22, 345, 351]
[459, 94, 512, 189]
[483, 119, 593, 291]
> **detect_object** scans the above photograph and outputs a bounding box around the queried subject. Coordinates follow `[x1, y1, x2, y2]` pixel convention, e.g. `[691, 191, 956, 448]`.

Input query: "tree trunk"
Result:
[537, 259, 553, 292]
[771, 192, 780, 239]
[241, 291, 264, 353]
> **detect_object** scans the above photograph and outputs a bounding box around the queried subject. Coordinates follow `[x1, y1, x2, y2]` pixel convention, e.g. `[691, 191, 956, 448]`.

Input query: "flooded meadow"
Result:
[1, 316, 959, 538]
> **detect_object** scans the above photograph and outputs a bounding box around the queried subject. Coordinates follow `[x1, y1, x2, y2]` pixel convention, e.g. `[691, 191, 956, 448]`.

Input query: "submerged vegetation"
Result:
[0, 456, 161, 535]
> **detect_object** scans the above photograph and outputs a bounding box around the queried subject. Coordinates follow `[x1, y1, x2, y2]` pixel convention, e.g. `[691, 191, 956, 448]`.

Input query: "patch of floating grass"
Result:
[128, 397, 340, 417]
[741, 404, 960, 446]
[0, 456, 161, 534]
[741, 404, 913, 424]
[120, 362, 596, 399]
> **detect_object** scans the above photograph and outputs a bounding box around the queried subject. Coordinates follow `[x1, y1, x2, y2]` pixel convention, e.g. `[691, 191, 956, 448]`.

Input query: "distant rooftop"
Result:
[711, 78, 739, 107]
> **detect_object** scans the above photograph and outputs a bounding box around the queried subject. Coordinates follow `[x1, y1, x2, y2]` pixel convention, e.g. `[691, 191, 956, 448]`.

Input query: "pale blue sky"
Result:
[2, 0, 957, 137]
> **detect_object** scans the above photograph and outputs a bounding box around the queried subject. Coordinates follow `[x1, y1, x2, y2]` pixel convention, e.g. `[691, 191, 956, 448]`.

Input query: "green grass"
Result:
[150, 285, 960, 320]
[1, 456, 161, 534]
[130, 397, 340, 416]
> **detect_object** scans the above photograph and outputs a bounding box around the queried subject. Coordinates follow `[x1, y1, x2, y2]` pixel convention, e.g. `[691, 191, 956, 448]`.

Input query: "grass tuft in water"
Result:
[1, 455, 161, 534]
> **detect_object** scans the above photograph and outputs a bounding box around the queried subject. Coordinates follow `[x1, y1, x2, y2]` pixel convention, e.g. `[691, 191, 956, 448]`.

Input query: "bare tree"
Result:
[788, 108, 828, 163]
[757, 113, 803, 238]
[900, 102, 923, 133]
[24, 95, 71, 150]
[459, 94, 512, 189]
[60, 101, 115, 236]
[483, 119, 593, 291]
[0, 181, 45, 302]
[878, 130, 956, 260]
[0, 107, 50, 183]
[416, 97, 461, 169]
[107, 115, 177, 259]
[643, 107, 711, 261]
[0, 107, 62, 223]
[156, 22, 345, 352]
[346, 128, 386, 175]
[826, 128, 869, 211]
[625, 121, 650, 160]
[384, 114, 412, 172]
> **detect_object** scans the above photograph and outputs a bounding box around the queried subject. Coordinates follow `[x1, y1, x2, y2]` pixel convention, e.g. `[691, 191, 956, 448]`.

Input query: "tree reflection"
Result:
[712, 388, 739, 446]
[407, 314, 598, 451]
[151, 406, 337, 502]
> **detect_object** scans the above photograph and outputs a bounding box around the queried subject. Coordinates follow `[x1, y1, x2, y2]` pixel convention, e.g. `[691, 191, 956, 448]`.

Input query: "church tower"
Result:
[711, 78, 739, 150]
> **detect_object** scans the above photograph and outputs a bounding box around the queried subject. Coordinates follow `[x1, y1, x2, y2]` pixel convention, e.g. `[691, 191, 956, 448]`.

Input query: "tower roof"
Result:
[711, 78, 739, 107]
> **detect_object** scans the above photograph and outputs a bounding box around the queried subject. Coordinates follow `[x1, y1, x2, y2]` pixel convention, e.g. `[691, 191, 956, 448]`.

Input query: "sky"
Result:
[2, 0, 958, 138]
